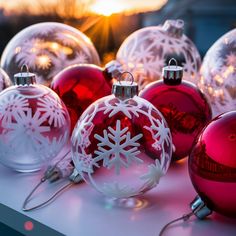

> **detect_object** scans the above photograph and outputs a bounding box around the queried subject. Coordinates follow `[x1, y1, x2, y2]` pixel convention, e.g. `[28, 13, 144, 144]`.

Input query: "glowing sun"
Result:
[91, 0, 125, 16]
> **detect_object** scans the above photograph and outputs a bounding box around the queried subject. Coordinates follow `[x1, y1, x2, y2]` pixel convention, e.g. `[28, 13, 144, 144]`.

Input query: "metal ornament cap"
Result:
[162, 58, 183, 85]
[112, 72, 138, 99]
[190, 196, 212, 219]
[14, 64, 36, 86]
[162, 19, 184, 38]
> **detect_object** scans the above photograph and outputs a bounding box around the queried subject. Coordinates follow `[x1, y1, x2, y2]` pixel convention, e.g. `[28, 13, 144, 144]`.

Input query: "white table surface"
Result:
[0, 157, 236, 236]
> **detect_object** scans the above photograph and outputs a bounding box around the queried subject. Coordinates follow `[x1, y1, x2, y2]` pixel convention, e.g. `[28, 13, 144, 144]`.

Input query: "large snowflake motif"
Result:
[94, 120, 143, 175]
[140, 159, 164, 188]
[0, 94, 29, 125]
[6, 109, 50, 150]
[103, 98, 142, 119]
[37, 96, 66, 128]
[225, 52, 236, 66]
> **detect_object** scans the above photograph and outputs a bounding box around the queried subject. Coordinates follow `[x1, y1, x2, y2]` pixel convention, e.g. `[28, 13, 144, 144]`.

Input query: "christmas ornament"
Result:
[189, 111, 236, 218]
[0, 65, 70, 172]
[72, 72, 172, 199]
[200, 28, 236, 116]
[0, 68, 12, 91]
[51, 62, 121, 131]
[140, 59, 212, 161]
[0, 22, 100, 87]
[116, 19, 201, 89]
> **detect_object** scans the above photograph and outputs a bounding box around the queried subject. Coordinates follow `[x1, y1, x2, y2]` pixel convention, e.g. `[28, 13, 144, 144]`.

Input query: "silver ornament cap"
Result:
[162, 58, 183, 85]
[112, 72, 138, 99]
[190, 196, 212, 219]
[14, 64, 36, 85]
[162, 19, 184, 38]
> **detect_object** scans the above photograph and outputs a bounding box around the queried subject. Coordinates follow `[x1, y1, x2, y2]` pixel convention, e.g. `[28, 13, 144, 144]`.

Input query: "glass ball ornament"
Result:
[140, 59, 212, 161]
[189, 111, 236, 218]
[71, 72, 172, 199]
[116, 19, 201, 89]
[0, 22, 100, 87]
[0, 68, 12, 91]
[0, 66, 70, 172]
[200, 28, 236, 117]
[51, 62, 121, 131]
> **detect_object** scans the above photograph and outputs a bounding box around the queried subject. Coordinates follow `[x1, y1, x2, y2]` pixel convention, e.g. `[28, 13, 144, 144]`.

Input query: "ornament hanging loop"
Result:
[20, 64, 29, 73]
[118, 71, 134, 85]
[168, 58, 178, 67]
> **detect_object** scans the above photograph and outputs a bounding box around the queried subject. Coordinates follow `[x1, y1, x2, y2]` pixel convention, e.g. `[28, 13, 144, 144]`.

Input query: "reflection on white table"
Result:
[0, 157, 236, 236]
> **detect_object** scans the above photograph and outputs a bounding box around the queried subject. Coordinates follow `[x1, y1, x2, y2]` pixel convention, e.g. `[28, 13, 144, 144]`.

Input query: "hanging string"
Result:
[22, 151, 82, 211]
[158, 211, 194, 236]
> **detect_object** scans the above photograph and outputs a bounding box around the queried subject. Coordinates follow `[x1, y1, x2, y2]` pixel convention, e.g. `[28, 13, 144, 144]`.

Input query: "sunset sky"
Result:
[0, 0, 168, 16]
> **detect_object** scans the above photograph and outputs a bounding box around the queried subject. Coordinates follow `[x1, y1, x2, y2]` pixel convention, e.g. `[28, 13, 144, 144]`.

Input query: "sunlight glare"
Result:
[91, 0, 125, 16]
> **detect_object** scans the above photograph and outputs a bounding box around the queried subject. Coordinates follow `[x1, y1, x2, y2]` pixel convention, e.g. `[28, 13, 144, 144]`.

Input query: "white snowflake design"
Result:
[73, 149, 99, 174]
[101, 182, 138, 198]
[0, 94, 29, 125]
[140, 159, 164, 188]
[94, 120, 143, 175]
[5, 109, 50, 150]
[37, 96, 66, 128]
[103, 98, 142, 119]
[144, 118, 171, 152]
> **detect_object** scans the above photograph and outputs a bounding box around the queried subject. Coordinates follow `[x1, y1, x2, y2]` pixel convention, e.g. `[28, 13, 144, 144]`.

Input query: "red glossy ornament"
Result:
[189, 111, 236, 218]
[51, 63, 118, 131]
[140, 59, 212, 160]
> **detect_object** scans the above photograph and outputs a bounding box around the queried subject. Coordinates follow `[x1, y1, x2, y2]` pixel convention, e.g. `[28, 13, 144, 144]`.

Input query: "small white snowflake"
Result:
[94, 120, 143, 175]
[73, 149, 99, 174]
[102, 182, 138, 198]
[140, 159, 164, 188]
[37, 96, 66, 128]
[144, 119, 171, 150]
[103, 98, 141, 119]
[225, 52, 236, 66]
[0, 94, 29, 125]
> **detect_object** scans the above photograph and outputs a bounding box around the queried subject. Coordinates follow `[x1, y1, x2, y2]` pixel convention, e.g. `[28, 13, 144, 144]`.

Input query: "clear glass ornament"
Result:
[200, 28, 236, 117]
[0, 22, 100, 87]
[71, 73, 172, 199]
[0, 66, 70, 172]
[0, 68, 12, 91]
[116, 19, 201, 89]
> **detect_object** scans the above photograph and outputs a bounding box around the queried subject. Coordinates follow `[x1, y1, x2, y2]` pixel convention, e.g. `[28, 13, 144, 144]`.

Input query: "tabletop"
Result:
[0, 156, 236, 236]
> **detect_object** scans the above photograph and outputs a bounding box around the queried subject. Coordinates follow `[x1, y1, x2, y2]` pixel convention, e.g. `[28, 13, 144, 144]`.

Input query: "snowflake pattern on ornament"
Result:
[37, 96, 67, 128]
[5, 109, 50, 150]
[117, 24, 201, 88]
[0, 94, 29, 125]
[140, 159, 164, 188]
[94, 120, 143, 175]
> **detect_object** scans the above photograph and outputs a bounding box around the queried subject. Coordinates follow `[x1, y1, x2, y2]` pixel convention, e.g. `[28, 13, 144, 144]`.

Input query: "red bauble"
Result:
[140, 60, 212, 160]
[189, 111, 236, 218]
[51, 64, 114, 131]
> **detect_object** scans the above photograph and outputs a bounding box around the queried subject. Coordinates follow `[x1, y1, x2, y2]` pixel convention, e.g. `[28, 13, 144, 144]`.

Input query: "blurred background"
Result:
[0, 0, 236, 64]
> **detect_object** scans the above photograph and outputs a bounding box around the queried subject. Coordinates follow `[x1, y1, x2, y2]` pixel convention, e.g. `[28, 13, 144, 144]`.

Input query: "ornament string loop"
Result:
[168, 58, 178, 67]
[22, 151, 82, 211]
[118, 71, 134, 85]
[20, 64, 29, 73]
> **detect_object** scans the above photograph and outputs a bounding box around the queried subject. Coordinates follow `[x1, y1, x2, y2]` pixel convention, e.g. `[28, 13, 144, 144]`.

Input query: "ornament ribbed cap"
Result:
[162, 58, 183, 85]
[112, 72, 138, 99]
[14, 65, 36, 85]
[162, 19, 184, 38]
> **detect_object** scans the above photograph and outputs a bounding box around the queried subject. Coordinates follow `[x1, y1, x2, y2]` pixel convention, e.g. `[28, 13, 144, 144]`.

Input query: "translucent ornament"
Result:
[0, 66, 70, 172]
[51, 62, 121, 131]
[0, 68, 12, 91]
[71, 72, 172, 199]
[189, 111, 236, 218]
[140, 59, 212, 160]
[116, 19, 201, 89]
[0, 22, 100, 87]
[200, 28, 236, 117]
